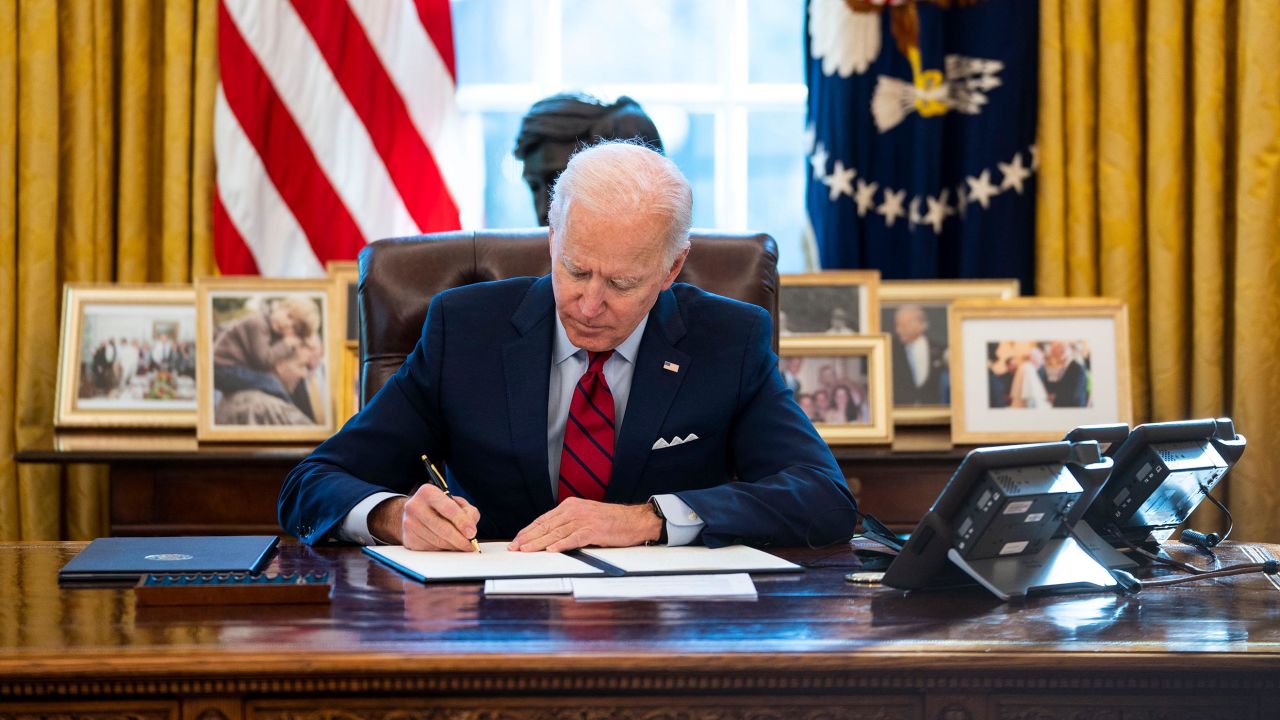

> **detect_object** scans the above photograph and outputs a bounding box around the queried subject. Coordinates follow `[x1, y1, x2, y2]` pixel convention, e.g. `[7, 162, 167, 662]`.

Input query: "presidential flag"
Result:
[805, 0, 1037, 291]
[214, 0, 468, 277]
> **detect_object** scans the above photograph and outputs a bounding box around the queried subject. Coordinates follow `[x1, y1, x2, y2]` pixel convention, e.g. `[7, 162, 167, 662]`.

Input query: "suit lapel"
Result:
[502, 277, 556, 512]
[606, 289, 689, 504]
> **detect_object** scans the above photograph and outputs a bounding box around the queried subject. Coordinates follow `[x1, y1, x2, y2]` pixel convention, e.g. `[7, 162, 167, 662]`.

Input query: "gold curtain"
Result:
[1038, 0, 1280, 540]
[0, 0, 218, 540]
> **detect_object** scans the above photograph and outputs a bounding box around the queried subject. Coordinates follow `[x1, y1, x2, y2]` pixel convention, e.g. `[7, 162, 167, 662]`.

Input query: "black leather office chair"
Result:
[357, 229, 779, 408]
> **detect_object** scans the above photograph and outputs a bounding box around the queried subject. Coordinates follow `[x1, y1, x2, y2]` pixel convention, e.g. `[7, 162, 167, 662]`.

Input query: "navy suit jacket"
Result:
[278, 276, 858, 548]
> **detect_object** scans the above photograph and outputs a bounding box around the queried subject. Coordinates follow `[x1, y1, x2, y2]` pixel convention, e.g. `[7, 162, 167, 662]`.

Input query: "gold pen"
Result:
[420, 454, 481, 553]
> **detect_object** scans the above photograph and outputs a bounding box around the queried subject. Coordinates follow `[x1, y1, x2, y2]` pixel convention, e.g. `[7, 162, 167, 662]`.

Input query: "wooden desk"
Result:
[15, 433, 315, 536]
[3, 542, 1279, 720]
[15, 430, 967, 537]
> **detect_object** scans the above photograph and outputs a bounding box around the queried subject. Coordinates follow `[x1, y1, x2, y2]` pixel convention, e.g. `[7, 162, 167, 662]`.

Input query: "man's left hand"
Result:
[509, 498, 662, 552]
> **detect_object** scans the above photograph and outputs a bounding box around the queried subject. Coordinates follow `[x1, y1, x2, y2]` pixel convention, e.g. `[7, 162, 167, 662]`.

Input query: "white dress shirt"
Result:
[339, 312, 704, 546]
[905, 334, 931, 388]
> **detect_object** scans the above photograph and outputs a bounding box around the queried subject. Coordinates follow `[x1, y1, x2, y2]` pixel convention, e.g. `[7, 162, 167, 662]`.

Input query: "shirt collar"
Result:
[553, 311, 649, 366]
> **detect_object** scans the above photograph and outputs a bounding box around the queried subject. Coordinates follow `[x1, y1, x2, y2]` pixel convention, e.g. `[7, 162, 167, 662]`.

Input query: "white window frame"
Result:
[452, 0, 808, 234]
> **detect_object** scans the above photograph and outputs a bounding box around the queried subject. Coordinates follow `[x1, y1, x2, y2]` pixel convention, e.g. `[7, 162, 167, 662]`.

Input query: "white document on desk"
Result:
[578, 545, 801, 575]
[484, 577, 575, 595]
[364, 542, 606, 582]
[572, 573, 758, 600]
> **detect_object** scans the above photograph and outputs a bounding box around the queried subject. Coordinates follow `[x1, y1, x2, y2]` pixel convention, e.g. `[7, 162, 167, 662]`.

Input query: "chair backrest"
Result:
[358, 229, 779, 406]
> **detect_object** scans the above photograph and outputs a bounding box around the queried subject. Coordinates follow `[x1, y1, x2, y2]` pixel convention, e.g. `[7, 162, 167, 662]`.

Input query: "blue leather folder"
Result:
[59, 535, 279, 582]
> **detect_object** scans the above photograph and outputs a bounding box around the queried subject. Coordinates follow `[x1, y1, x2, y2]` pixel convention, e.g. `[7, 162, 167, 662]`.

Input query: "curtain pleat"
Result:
[1188, 0, 1228, 419]
[0, 0, 19, 540]
[1095, 0, 1146, 420]
[15, 0, 63, 540]
[1229, 0, 1280, 541]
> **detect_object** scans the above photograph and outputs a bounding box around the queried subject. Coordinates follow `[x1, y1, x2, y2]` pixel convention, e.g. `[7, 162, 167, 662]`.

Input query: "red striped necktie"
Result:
[558, 350, 615, 504]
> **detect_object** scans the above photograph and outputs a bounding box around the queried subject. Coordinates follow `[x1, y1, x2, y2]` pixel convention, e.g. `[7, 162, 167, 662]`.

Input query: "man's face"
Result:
[1048, 341, 1068, 364]
[522, 142, 576, 226]
[819, 366, 837, 386]
[894, 305, 927, 344]
[550, 203, 686, 353]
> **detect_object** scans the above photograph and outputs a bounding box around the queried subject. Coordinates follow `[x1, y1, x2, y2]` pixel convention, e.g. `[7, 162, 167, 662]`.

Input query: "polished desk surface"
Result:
[3, 540, 1280, 687]
[13, 427, 972, 464]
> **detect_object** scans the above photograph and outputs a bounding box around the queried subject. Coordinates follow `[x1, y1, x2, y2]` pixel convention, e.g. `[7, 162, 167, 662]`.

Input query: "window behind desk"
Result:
[451, 0, 811, 272]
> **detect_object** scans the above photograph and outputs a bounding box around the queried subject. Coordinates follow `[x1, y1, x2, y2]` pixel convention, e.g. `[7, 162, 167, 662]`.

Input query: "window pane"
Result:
[478, 112, 539, 228]
[560, 0, 727, 85]
[452, 0, 536, 85]
[651, 108, 716, 229]
[748, 111, 809, 272]
[748, 0, 804, 84]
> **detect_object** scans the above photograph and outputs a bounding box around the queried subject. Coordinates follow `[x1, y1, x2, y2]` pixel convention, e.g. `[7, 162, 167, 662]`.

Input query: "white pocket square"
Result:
[651, 433, 699, 450]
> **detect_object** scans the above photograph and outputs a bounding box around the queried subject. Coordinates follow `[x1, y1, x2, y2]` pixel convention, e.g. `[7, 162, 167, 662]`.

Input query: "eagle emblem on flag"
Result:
[804, 0, 1037, 290]
[808, 0, 1002, 131]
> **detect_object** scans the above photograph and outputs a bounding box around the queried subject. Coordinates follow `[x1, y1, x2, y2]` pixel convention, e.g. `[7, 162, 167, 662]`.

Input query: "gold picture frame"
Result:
[196, 277, 339, 442]
[949, 297, 1132, 445]
[879, 278, 1021, 425]
[327, 260, 361, 421]
[779, 335, 893, 445]
[54, 284, 198, 428]
[780, 270, 881, 336]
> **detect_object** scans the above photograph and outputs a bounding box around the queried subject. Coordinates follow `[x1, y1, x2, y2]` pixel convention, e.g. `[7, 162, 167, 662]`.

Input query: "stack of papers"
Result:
[485, 573, 758, 600]
[363, 542, 605, 583]
[365, 543, 796, 601]
[579, 545, 801, 574]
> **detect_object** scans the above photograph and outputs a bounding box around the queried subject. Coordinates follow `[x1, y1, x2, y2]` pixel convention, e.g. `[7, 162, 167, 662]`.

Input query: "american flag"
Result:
[214, 0, 467, 277]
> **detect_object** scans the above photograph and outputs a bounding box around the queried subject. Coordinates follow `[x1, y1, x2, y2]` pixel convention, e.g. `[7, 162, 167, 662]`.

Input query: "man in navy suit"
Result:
[278, 142, 857, 551]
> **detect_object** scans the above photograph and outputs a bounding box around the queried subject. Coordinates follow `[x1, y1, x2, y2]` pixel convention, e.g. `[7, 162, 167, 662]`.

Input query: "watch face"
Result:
[648, 498, 668, 545]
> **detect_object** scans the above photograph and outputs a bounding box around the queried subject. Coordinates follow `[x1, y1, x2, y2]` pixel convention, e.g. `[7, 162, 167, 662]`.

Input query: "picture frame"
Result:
[327, 260, 361, 422]
[778, 335, 893, 444]
[779, 270, 881, 336]
[949, 297, 1132, 444]
[196, 277, 339, 442]
[879, 278, 1021, 424]
[54, 284, 199, 428]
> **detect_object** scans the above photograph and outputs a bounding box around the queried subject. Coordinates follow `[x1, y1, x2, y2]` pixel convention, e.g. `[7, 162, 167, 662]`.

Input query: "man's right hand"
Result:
[368, 486, 481, 551]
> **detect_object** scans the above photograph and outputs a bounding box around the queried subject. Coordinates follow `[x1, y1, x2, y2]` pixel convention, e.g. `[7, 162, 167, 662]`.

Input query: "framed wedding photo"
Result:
[778, 335, 893, 444]
[327, 259, 361, 422]
[779, 270, 881, 337]
[55, 285, 198, 428]
[949, 298, 1132, 444]
[879, 278, 1020, 424]
[196, 278, 338, 442]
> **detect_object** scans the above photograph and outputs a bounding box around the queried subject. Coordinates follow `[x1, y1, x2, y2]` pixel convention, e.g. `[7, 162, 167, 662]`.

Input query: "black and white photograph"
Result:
[779, 271, 880, 336]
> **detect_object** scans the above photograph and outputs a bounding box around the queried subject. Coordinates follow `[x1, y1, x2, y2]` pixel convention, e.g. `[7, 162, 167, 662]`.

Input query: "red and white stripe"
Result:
[214, 0, 465, 277]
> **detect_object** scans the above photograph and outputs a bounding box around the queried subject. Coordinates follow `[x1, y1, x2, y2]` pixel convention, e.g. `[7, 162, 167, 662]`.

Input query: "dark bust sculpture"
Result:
[513, 93, 664, 225]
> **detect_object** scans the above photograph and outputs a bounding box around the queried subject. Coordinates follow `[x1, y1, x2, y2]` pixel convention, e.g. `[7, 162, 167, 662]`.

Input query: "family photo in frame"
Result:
[778, 335, 893, 444]
[196, 278, 337, 442]
[879, 279, 1020, 424]
[948, 298, 1131, 444]
[779, 270, 880, 336]
[55, 285, 198, 428]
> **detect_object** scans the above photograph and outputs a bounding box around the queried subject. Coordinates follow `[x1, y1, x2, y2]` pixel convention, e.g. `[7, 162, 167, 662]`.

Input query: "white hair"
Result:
[547, 140, 693, 265]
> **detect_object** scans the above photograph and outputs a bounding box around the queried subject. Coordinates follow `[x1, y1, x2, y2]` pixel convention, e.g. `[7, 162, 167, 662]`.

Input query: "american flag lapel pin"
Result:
[663, 361, 680, 373]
